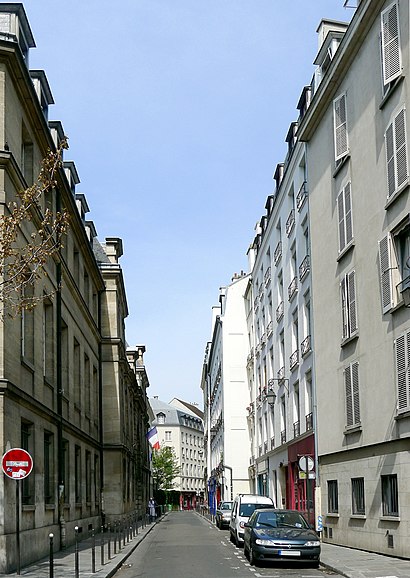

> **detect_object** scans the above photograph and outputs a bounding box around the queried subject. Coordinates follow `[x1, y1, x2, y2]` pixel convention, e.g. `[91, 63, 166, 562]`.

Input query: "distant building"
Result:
[149, 397, 205, 509]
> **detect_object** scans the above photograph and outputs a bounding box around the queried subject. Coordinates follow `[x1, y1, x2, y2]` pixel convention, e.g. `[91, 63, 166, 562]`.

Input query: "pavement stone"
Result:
[1, 512, 409, 577]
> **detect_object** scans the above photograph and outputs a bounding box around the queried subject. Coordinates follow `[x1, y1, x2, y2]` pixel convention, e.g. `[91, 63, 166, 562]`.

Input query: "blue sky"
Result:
[18, 0, 353, 406]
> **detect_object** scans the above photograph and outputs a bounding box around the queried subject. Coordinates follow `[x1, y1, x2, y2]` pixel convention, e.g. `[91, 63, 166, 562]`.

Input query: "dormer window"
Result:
[63, 161, 80, 195]
[0, 5, 35, 66]
[30, 70, 54, 119]
[157, 412, 165, 424]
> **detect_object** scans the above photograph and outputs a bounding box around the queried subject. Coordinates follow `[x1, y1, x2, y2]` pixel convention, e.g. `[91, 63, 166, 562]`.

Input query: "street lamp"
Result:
[266, 378, 289, 407]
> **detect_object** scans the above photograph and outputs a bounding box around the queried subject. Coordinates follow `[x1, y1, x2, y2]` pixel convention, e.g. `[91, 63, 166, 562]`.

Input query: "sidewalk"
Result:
[3, 512, 410, 577]
[2, 514, 162, 578]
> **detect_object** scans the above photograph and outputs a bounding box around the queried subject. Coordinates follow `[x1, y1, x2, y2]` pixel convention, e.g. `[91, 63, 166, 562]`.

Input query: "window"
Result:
[345, 361, 360, 427]
[395, 329, 410, 411]
[21, 283, 34, 362]
[44, 431, 54, 504]
[351, 477, 365, 515]
[333, 93, 348, 163]
[85, 451, 91, 503]
[21, 421, 34, 505]
[75, 445, 81, 503]
[165, 431, 171, 442]
[74, 339, 80, 406]
[62, 439, 69, 503]
[381, 474, 399, 516]
[328, 480, 339, 513]
[43, 300, 54, 382]
[341, 271, 357, 340]
[379, 224, 410, 312]
[157, 413, 165, 424]
[385, 107, 408, 199]
[381, 2, 402, 87]
[337, 182, 353, 253]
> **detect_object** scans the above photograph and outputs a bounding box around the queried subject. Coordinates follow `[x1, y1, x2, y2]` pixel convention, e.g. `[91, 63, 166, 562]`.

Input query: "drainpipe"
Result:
[56, 258, 65, 549]
[98, 290, 105, 527]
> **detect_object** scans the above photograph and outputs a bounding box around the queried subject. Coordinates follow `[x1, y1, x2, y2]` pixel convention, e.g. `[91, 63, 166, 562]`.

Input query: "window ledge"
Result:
[380, 516, 400, 522]
[21, 357, 35, 372]
[326, 513, 340, 518]
[337, 241, 355, 262]
[22, 504, 36, 512]
[395, 409, 410, 421]
[344, 424, 362, 435]
[350, 514, 366, 519]
[384, 180, 410, 210]
[341, 333, 359, 347]
[45, 503, 56, 510]
[379, 74, 404, 109]
[333, 153, 350, 178]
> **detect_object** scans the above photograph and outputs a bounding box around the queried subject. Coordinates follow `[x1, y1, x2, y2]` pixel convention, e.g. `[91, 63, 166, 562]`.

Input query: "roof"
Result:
[149, 397, 203, 430]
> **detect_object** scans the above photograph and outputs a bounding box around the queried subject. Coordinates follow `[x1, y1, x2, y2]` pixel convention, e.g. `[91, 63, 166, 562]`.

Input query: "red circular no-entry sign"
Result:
[2, 448, 33, 480]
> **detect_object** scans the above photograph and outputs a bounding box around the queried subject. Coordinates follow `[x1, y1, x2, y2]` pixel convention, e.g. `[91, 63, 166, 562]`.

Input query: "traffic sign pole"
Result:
[16, 480, 20, 575]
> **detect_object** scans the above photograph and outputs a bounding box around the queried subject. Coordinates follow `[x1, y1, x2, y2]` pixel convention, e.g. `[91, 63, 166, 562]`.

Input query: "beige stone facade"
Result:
[0, 5, 151, 573]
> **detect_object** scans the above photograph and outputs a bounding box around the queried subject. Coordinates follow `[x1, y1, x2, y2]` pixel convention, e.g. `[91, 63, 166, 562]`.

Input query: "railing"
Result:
[270, 436, 275, 450]
[288, 276, 298, 301]
[264, 266, 271, 286]
[264, 441, 268, 454]
[306, 412, 313, 431]
[254, 297, 259, 312]
[301, 335, 312, 357]
[274, 241, 282, 265]
[261, 332, 266, 345]
[286, 209, 295, 236]
[293, 420, 300, 437]
[296, 181, 308, 211]
[299, 254, 310, 281]
[277, 366, 285, 381]
[289, 349, 299, 370]
[258, 445, 263, 456]
[267, 321, 273, 337]
[280, 429, 286, 444]
[276, 300, 284, 322]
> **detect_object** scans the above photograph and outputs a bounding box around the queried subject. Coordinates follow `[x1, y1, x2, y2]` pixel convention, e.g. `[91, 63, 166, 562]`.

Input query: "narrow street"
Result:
[113, 512, 340, 578]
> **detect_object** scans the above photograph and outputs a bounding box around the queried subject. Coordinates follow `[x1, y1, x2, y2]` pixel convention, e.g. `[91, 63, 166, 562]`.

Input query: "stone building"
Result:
[0, 4, 151, 572]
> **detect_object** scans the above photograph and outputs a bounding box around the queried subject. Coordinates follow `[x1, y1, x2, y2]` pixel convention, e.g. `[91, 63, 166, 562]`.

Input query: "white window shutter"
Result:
[341, 277, 348, 340]
[337, 190, 346, 252]
[352, 361, 360, 424]
[385, 121, 396, 197]
[394, 108, 408, 189]
[344, 183, 353, 245]
[381, 1, 401, 86]
[334, 94, 348, 161]
[347, 271, 357, 334]
[395, 333, 409, 411]
[345, 367, 353, 426]
[379, 235, 394, 312]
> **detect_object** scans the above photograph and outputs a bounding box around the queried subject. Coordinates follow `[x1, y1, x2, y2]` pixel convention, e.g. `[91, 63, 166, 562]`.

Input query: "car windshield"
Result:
[221, 502, 232, 510]
[255, 511, 309, 529]
[240, 503, 270, 517]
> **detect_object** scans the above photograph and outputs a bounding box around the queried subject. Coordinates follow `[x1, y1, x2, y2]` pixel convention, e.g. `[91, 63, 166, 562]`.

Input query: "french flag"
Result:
[146, 427, 160, 450]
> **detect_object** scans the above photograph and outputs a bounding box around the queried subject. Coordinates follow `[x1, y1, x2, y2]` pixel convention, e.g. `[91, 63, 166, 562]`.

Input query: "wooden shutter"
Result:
[341, 276, 348, 340]
[345, 366, 353, 426]
[379, 235, 394, 312]
[381, 2, 401, 86]
[347, 271, 357, 335]
[344, 183, 353, 245]
[395, 332, 410, 411]
[334, 94, 348, 161]
[337, 190, 346, 252]
[385, 121, 396, 197]
[352, 361, 360, 424]
[394, 108, 408, 190]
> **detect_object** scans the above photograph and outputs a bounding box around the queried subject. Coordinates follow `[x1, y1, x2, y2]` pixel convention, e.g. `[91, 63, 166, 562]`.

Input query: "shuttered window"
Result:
[345, 361, 360, 427]
[341, 270, 357, 340]
[379, 234, 394, 313]
[385, 107, 408, 198]
[395, 330, 410, 412]
[333, 93, 349, 162]
[381, 2, 402, 86]
[337, 182, 353, 253]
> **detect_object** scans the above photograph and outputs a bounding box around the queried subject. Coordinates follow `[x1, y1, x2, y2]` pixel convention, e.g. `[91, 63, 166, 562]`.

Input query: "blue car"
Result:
[243, 509, 320, 568]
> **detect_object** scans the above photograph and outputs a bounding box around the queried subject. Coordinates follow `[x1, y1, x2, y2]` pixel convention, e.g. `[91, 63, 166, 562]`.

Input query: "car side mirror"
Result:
[244, 522, 251, 528]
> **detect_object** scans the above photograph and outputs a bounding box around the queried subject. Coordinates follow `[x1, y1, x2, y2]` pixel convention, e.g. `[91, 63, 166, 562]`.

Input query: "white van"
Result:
[229, 494, 274, 546]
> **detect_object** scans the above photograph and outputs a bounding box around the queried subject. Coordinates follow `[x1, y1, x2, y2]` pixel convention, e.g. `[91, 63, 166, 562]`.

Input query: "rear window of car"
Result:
[239, 503, 270, 517]
[221, 502, 232, 510]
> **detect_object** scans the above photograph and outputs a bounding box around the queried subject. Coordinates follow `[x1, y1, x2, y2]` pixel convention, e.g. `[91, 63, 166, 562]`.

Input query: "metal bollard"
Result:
[114, 520, 117, 554]
[108, 523, 111, 560]
[49, 533, 54, 578]
[74, 526, 79, 578]
[136, 513, 139, 535]
[100, 525, 105, 566]
[91, 527, 96, 573]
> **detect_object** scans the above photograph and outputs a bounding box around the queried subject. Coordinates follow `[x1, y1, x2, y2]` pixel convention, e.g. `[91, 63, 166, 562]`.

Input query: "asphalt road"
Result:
[113, 511, 340, 578]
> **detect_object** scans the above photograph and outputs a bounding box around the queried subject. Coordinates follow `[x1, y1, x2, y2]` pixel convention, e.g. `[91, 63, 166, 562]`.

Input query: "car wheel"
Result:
[235, 532, 240, 547]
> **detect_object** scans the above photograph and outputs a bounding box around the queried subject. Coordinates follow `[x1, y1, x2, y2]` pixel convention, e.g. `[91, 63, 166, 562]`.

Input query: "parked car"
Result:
[229, 494, 274, 546]
[243, 508, 320, 568]
[215, 501, 232, 529]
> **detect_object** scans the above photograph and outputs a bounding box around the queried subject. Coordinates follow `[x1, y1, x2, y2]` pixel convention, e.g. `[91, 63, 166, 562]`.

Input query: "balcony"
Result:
[296, 181, 308, 211]
[288, 276, 298, 301]
[301, 335, 312, 357]
[264, 441, 268, 454]
[258, 283, 264, 297]
[274, 241, 282, 265]
[261, 332, 266, 345]
[290, 349, 299, 370]
[277, 366, 285, 381]
[276, 300, 284, 322]
[264, 266, 271, 286]
[293, 420, 300, 438]
[286, 209, 295, 237]
[270, 436, 275, 450]
[299, 254, 310, 282]
[280, 429, 286, 445]
[258, 444, 263, 457]
[306, 412, 313, 431]
[267, 321, 273, 337]
[253, 297, 259, 312]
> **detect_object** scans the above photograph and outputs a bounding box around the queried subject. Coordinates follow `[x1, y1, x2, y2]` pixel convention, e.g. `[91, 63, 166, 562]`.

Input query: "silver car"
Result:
[215, 501, 233, 529]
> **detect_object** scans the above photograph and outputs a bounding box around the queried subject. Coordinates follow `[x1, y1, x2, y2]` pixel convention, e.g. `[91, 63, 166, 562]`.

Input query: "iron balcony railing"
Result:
[274, 241, 282, 265]
[286, 209, 295, 236]
[299, 254, 310, 281]
[288, 276, 298, 301]
[306, 412, 313, 431]
[293, 420, 300, 437]
[296, 181, 308, 211]
[290, 349, 299, 370]
[280, 429, 286, 444]
[264, 266, 271, 286]
[301, 335, 312, 357]
[276, 300, 284, 322]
